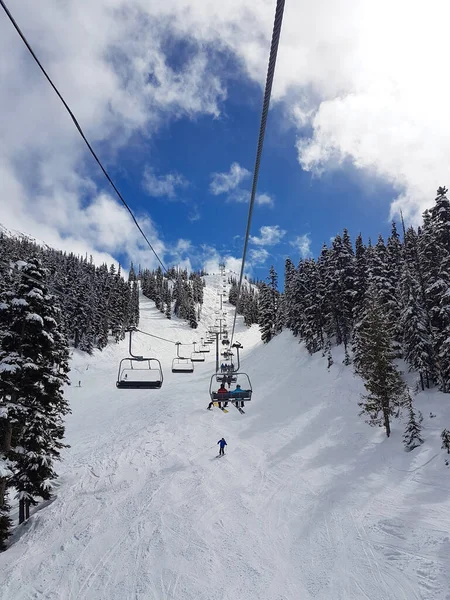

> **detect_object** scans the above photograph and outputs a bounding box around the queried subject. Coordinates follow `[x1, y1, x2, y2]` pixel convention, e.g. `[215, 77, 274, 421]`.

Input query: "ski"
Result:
[213, 402, 229, 413]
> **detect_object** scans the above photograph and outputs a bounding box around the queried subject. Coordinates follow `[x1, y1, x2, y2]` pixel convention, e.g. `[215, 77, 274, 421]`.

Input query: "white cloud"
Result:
[290, 234, 312, 258]
[143, 168, 188, 198]
[210, 162, 250, 195]
[188, 204, 201, 222]
[0, 0, 228, 268]
[256, 193, 274, 207]
[209, 167, 274, 207]
[2, 0, 446, 266]
[287, 0, 450, 220]
[227, 189, 250, 203]
[249, 248, 269, 265]
[250, 225, 286, 246]
[201, 246, 243, 276]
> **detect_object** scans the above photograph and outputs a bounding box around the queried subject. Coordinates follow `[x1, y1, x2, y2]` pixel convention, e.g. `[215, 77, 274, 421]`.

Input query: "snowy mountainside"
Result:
[1, 275, 450, 600]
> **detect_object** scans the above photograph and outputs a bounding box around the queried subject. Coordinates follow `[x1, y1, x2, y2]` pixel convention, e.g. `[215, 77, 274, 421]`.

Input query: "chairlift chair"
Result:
[116, 357, 163, 389]
[191, 351, 205, 363]
[209, 372, 252, 405]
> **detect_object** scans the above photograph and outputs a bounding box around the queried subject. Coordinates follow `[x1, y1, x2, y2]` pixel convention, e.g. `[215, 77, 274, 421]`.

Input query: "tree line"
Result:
[0, 232, 139, 550]
[139, 265, 205, 328]
[259, 187, 450, 454]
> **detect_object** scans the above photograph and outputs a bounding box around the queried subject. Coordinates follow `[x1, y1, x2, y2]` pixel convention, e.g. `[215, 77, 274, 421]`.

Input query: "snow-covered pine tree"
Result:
[128, 262, 136, 282]
[386, 221, 403, 347]
[284, 258, 297, 331]
[0, 426, 12, 550]
[441, 429, 450, 454]
[402, 397, 423, 451]
[259, 283, 274, 343]
[400, 264, 433, 390]
[353, 283, 408, 437]
[228, 278, 239, 306]
[154, 267, 164, 311]
[163, 278, 172, 320]
[0, 260, 13, 547]
[418, 188, 450, 390]
[187, 288, 197, 329]
[274, 293, 285, 334]
[322, 232, 356, 352]
[299, 259, 326, 353]
[353, 233, 368, 318]
[1, 259, 70, 522]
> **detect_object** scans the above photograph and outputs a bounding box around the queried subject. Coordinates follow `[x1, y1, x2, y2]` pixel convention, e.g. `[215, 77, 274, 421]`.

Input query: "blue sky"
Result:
[1, 0, 449, 286]
[110, 65, 397, 280]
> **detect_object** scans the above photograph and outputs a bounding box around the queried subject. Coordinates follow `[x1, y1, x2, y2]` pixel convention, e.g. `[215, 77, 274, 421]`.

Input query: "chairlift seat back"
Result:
[172, 357, 194, 373]
[211, 391, 252, 401]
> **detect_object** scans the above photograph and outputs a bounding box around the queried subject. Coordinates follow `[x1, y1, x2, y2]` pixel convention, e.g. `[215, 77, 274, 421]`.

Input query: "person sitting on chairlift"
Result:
[231, 383, 246, 408]
[217, 382, 228, 408]
[208, 383, 228, 410]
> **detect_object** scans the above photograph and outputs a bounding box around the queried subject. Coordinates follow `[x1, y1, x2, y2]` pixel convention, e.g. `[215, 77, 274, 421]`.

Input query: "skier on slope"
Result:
[217, 438, 227, 456]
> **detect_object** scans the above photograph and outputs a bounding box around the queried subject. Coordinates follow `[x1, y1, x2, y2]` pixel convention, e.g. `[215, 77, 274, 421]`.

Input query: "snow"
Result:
[0, 362, 19, 374]
[10, 298, 28, 307]
[1, 274, 450, 599]
[0, 459, 10, 478]
[25, 312, 44, 326]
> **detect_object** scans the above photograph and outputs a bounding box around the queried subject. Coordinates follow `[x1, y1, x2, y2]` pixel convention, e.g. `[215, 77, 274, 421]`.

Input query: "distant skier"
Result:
[217, 438, 227, 456]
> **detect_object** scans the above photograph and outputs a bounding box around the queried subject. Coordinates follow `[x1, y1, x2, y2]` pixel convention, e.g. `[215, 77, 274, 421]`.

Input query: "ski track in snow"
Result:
[1, 274, 450, 599]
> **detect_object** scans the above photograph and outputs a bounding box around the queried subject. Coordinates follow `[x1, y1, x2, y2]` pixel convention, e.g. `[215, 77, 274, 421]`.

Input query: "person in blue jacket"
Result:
[231, 384, 246, 408]
[217, 438, 227, 456]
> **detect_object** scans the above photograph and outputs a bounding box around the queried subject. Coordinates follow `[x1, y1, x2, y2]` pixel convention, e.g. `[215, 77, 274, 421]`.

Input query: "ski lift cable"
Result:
[229, 0, 285, 346]
[0, 0, 169, 275]
[135, 328, 197, 347]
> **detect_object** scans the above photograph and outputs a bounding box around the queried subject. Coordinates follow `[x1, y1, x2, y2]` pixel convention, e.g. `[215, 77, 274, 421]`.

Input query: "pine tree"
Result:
[403, 399, 423, 452]
[284, 258, 297, 331]
[419, 188, 450, 390]
[128, 262, 136, 282]
[259, 283, 274, 343]
[400, 264, 433, 390]
[386, 221, 403, 345]
[441, 429, 450, 454]
[353, 284, 408, 437]
[354, 233, 368, 318]
[0, 258, 70, 523]
[0, 411, 12, 550]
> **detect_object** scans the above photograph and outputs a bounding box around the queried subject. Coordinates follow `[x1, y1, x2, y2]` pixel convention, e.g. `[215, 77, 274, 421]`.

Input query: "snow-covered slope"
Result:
[1, 275, 450, 600]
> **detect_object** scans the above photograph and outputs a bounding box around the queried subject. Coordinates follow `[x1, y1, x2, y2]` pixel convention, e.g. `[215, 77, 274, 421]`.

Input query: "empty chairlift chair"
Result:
[116, 328, 163, 390]
[116, 357, 163, 389]
[172, 342, 194, 373]
[191, 351, 205, 363]
[172, 358, 194, 373]
[191, 341, 206, 362]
